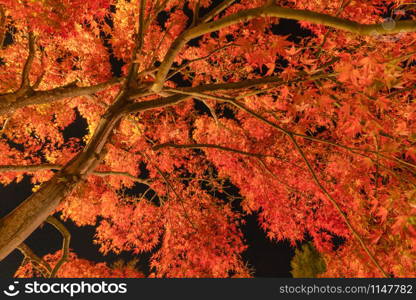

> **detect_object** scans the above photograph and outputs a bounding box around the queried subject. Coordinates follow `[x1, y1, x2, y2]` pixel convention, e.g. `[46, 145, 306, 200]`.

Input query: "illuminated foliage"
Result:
[0, 0, 415, 277]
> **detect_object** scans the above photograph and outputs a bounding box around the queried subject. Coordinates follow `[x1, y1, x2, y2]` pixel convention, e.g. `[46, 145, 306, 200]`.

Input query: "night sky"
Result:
[0, 1, 315, 278]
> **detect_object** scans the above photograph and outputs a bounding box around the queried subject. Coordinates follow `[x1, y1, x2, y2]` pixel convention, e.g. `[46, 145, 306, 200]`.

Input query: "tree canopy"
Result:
[0, 0, 415, 278]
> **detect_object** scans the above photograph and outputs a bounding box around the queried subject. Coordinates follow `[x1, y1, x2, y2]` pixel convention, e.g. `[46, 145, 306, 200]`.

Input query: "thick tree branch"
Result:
[152, 4, 416, 92]
[20, 32, 36, 91]
[0, 77, 123, 116]
[125, 94, 191, 113]
[0, 164, 151, 184]
[0, 5, 6, 49]
[138, 0, 146, 52]
[180, 72, 336, 92]
[129, 70, 337, 100]
[192, 0, 201, 26]
[0, 7, 198, 259]
[92, 170, 151, 185]
[0, 164, 61, 172]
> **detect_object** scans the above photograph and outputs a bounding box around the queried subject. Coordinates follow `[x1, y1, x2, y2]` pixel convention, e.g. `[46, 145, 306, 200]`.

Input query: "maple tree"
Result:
[0, 0, 415, 278]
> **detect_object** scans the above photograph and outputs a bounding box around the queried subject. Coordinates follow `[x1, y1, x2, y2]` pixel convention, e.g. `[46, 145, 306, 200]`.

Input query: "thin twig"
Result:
[166, 43, 236, 80]
[153, 142, 306, 171]
[138, 151, 198, 230]
[154, 142, 275, 158]
[316, 0, 352, 55]
[200, 0, 236, 23]
[199, 98, 221, 126]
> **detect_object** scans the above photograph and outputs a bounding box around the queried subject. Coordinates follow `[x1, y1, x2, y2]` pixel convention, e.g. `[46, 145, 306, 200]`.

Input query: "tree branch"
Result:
[255, 157, 311, 198]
[0, 77, 123, 116]
[200, 0, 236, 23]
[154, 142, 274, 158]
[153, 142, 306, 171]
[125, 94, 191, 113]
[17, 243, 52, 277]
[181, 72, 336, 92]
[20, 32, 36, 91]
[129, 71, 336, 100]
[290, 133, 416, 171]
[0, 5, 6, 49]
[166, 43, 236, 80]
[191, 0, 200, 26]
[152, 4, 416, 92]
[0, 164, 61, 172]
[0, 164, 151, 185]
[137, 0, 146, 52]
[92, 170, 151, 185]
[46, 216, 70, 278]
[316, 0, 352, 55]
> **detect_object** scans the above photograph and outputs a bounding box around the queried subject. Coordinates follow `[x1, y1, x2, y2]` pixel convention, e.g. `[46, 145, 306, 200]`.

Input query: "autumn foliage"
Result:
[0, 0, 416, 278]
